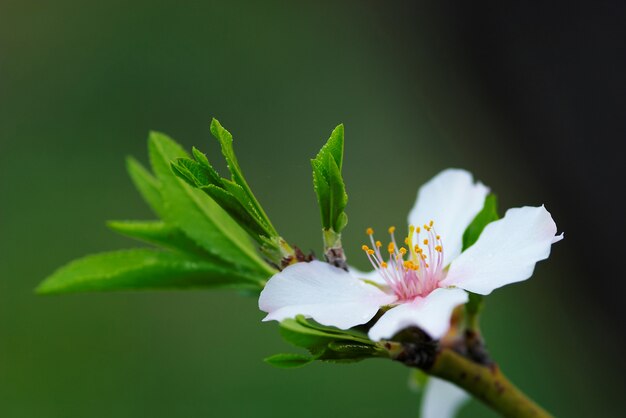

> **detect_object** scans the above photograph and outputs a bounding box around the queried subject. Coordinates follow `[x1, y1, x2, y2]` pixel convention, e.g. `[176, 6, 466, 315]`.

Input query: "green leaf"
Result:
[312, 124, 344, 175]
[312, 164, 331, 230]
[281, 317, 372, 347]
[462, 194, 499, 251]
[294, 316, 371, 342]
[200, 184, 269, 238]
[37, 249, 264, 295]
[148, 131, 274, 277]
[107, 220, 212, 258]
[126, 157, 165, 217]
[264, 353, 316, 369]
[324, 341, 382, 362]
[311, 124, 348, 233]
[170, 158, 212, 188]
[191, 147, 223, 187]
[328, 155, 348, 232]
[210, 119, 277, 236]
[276, 317, 385, 363]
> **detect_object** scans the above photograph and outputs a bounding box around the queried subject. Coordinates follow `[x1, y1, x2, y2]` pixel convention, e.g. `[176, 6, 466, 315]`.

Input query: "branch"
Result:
[428, 349, 553, 418]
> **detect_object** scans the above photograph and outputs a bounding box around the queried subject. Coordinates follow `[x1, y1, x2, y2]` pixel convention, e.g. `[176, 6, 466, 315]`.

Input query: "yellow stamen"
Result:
[367, 249, 375, 255]
[387, 242, 395, 253]
[399, 247, 407, 255]
[388, 226, 396, 234]
[381, 261, 388, 268]
[436, 235, 441, 240]
[435, 245, 443, 252]
[366, 227, 374, 235]
[375, 240, 382, 248]
[361, 245, 370, 252]
[423, 239, 429, 245]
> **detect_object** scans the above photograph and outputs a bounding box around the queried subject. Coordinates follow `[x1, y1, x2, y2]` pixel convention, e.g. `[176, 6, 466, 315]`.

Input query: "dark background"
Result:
[1, 1, 624, 417]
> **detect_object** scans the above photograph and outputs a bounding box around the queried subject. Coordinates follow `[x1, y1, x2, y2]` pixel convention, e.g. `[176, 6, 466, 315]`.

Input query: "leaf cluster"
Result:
[38, 130, 275, 295]
[264, 316, 388, 368]
[171, 120, 286, 261]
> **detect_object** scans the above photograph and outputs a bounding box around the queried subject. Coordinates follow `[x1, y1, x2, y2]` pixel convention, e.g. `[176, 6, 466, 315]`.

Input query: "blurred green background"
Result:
[2, 1, 623, 417]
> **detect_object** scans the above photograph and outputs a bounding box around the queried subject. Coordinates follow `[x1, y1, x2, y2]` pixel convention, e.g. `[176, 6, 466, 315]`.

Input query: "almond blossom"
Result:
[259, 169, 562, 341]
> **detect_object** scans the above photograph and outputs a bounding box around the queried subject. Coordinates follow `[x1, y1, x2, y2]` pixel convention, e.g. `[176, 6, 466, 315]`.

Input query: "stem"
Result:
[322, 228, 348, 270]
[428, 349, 553, 418]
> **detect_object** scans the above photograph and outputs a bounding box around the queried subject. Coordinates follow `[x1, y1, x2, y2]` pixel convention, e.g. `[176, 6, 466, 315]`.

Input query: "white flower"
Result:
[259, 169, 563, 341]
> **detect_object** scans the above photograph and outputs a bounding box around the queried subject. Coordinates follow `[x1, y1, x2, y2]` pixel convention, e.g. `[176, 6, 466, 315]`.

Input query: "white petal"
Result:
[259, 260, 396, 330]
[368, 288, 468, 340]
[349, 265, 387, 285]
[442, 205, 562, 295]
[421, 377, 470, 418]
[408, 169, 489, 266]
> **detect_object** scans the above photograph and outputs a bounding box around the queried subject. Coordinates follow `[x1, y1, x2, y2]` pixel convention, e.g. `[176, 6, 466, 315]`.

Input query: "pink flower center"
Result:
[361, 221, 445, 301]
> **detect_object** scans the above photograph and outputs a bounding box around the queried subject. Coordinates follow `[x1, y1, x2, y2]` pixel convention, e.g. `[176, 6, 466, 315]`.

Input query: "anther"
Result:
[423, 239, 429, 245]
[366, 227, 374, 235]
[388, 226, 396, 234]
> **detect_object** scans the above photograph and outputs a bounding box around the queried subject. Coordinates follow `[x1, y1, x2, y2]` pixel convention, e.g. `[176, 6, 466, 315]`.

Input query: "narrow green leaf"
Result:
[295, 316, 371, 342]
[311, 124, 348, 233]
[328, 155, 348, 232]
[200, 184, 269, 238]
[324, 341, 384, 362]
[126, 157, 165, 217]
[107, 220, 212, 258]
[312, 124, 344, 176]
[210, 119, 276, 236]
[280, 318, 373, 348]
[170, 158, 212, 188]
[191, 147, 223, 187]
[276, 317, 383, 364]
[462, 194, 499, 251]
[37, 249, 264, 295]
[312, 165, 331, 229]
[264, 353, 316, 368]
[220, 179, 252, 212]
[147, 131, 274, 277]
